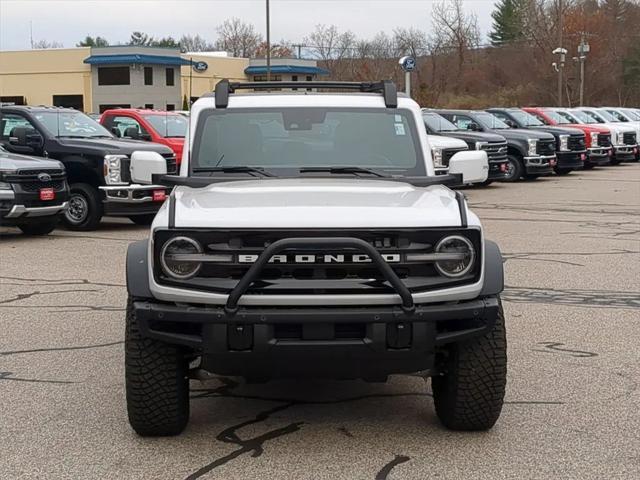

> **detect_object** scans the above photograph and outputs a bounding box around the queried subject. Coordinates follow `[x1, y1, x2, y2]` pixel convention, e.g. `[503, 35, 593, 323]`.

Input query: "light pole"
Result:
[552, 47, 567, 107]
[266, 0, 271, 81]
[577, 38, 589, 106]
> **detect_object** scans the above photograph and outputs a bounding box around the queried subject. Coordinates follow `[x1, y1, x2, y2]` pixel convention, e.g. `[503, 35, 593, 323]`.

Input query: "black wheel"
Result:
[523, 174, 540, 180]
[609, 157, 621, 165]
[554, 167, 572, 175]
[502, 155, 523, 182]
[582, 161, 594, 170]
[125, 296, 190, 436]
[17, 219, 58, 236]
[129, 214, 156, 226]
[63, 183, 103, 231]
[478, 179, 493, 187]
[432, 299, 507, 431]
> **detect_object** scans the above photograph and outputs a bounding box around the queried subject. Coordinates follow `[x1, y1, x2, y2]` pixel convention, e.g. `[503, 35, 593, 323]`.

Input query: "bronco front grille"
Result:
[153, 229, 482, 295]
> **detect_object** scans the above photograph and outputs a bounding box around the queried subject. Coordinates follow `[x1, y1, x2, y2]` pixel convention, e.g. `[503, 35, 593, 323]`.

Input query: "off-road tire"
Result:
[18, 219, 58, 235]
[502, 155, 523, 182]
[125, 296, 190, 436]
[554, 167, 572, 175]
[582, 161, 595, 170]
[432, 299, 507, 431]
[129, 214, 156, 226]
[63, 183, 103, 231]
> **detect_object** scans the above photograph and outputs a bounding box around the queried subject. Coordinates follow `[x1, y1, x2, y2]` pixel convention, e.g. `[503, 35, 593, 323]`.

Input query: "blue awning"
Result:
[245, 65, 330, 76]
[84, 54, 192, 66]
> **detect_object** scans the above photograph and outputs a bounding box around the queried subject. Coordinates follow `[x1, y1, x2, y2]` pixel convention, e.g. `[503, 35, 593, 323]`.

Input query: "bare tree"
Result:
[303, 24, 357, 75]
[179, 34, 215, 53]
[393, 27, 428, 59]
[32, 40, 63, 49]
[214, 18, 262, 57]
[431, 0, 480, 75]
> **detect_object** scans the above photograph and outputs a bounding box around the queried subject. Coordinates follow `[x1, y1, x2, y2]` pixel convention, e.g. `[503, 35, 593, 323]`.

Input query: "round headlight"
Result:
[435, 235, 475, 278]
[160, 236, 202, 279]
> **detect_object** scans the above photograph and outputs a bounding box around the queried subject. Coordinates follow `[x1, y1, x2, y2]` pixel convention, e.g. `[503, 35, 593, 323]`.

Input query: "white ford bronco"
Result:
[124, 80, 506, 436]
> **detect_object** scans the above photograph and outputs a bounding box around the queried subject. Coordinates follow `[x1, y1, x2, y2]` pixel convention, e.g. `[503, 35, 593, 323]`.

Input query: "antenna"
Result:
[30, 21, 34, 49]
[165, 108, 168, 138]
[56, 108, 60, 137]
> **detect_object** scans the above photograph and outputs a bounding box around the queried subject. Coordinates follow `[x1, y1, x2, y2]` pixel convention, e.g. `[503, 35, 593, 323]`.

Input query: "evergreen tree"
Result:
[489, 0, 525, 46]
[77, 36, 109, 47]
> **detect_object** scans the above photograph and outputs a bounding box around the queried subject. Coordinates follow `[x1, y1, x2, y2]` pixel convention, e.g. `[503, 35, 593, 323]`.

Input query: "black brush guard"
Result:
[224, 237, 415, 314]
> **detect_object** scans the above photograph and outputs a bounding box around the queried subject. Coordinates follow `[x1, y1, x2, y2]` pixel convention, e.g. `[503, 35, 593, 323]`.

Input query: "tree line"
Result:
[31, 0, 639, 107]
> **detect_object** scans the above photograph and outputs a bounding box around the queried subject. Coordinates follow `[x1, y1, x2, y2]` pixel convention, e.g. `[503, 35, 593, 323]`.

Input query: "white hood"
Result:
[162, 178, 473, 229]
[427, 134, 468, 150]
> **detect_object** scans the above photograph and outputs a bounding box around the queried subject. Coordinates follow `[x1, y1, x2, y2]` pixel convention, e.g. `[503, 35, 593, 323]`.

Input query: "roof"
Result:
[244, 65, 330, 76]
[84, 54, 192, 66]
[101, 108, 183, 115]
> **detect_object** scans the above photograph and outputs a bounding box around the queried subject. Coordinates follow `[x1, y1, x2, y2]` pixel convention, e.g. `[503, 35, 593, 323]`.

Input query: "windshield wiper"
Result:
[299, 166, 390, 177]
[192, 166, 274, 177]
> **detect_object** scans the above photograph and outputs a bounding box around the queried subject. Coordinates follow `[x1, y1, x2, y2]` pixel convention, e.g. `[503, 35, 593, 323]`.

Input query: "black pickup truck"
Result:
[435, 109, 557, 182]
[487, 108, 587, 175]
[0, 146, 69, 235]
[422, 110, 508, 183]
[0, 106, 176, 231]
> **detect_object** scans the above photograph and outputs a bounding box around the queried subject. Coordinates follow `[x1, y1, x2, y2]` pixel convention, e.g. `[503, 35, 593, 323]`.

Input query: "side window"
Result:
[450, 115, 474, 130]
[111, 116, 146, 138]
[0, 113, 38, 140]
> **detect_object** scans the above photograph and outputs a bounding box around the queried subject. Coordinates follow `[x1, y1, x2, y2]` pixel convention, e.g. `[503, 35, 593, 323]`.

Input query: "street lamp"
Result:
[552, 47, 567, 106]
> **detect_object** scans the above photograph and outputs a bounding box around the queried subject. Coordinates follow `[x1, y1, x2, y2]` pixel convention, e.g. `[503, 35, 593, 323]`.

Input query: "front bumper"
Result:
[0, 187, 69, 223]
[133, 296, 500, 379]
[613, 145, 638, 162]
[587, 147, 613, 165]
[100, 184, 170, 217]
[556, 150, 586, 169]
[523, 154, 555, 174]
[4, 202, 68, 219]
[488, 160, 508, 180]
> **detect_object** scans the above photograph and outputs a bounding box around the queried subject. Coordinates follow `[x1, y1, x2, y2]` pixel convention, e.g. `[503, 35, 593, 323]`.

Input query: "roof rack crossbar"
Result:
[214, 79, 398, 109]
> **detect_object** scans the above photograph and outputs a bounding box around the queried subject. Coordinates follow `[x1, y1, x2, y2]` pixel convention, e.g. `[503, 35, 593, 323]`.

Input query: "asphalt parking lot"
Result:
[1, 165, 639, 480]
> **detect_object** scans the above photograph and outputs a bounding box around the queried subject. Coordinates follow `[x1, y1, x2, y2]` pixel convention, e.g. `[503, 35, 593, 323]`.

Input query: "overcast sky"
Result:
[0, 0, 498, 51]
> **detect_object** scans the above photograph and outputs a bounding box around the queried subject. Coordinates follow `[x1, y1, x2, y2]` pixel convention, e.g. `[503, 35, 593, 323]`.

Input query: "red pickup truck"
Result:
[100, 109, 187, 163]
[523, 107, 612, 168]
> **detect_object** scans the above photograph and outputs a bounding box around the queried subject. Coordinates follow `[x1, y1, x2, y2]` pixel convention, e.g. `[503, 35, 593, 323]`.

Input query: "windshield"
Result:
[621, 108, 640, 121]
[594, 109, 617, 122]
[143, 114, 188, 138]
[474, 112, 511, 130]
[35, 111, 112, 138]
[510, 110, 544, 127]
[422, 113, 459, 132]
[192, 108, 424, 175]
[572, 110, 602, 124]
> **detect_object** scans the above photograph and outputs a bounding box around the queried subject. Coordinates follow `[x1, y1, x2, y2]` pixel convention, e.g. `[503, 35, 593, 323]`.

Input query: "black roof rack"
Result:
[214, 79, 398, 109]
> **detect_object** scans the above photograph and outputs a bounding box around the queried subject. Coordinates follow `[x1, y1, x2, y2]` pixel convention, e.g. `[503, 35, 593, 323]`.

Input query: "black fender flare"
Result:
[480, 239, 504, 296]
[126, 239, 154, 299]
[507, 143, 527, 159]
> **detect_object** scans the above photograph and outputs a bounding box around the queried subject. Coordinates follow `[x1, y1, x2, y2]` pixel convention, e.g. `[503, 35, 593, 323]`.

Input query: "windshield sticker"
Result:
[394, 123, 406, 136]
[394, 115, 402, 122]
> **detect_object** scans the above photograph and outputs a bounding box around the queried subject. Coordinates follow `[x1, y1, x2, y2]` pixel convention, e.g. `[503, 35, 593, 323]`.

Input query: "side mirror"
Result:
[130, 151, 167, 184]
[9, 127, 42, 147]
[467, 122, 481, 131]
[139, 132, 152, 141]
[448, 151, 488, 184]
[505, 119, 517, 128]
[111, 127, 122, 138]
[123, 126, 140, 139]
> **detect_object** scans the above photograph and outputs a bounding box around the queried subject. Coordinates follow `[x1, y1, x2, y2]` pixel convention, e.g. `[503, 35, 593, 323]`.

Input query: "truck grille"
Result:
[598, 133, 611, 147]
[480, 141, 508, 163]
[441, 148, 467, 167]
[536, 139, 556, 156]
[163, 153, 178, 174]
[568, 135, 586, 151]
[4, 169, 66, 191]
[623, 132, 637, 145]
[153, 229, 482, 295]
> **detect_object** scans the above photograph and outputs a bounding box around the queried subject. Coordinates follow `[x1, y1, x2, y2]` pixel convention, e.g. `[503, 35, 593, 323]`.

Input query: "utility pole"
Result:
[578, 36, 590, 106]
[557, 0, 563, 106]
[266, 0, 271, 81]
[293, 44, 303, 59]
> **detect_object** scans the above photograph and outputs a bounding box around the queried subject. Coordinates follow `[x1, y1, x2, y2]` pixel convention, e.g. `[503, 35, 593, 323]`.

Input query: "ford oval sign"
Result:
[399, 56, 416, 72]
[192, 61, 208, 73]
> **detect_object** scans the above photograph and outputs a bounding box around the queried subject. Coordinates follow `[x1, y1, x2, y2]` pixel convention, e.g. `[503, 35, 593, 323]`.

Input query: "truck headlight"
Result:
[590, 132, 599, 146]
[559, 135, 569, 151]
[0, 180, 12, 190]
[103, 154, 128, 185]
[527, 139, 538, 156]
[616, 132, 624, 145]
[160, 236, 203, 279]
[434, 235, 475, 278]
[432, 147, 444, 168]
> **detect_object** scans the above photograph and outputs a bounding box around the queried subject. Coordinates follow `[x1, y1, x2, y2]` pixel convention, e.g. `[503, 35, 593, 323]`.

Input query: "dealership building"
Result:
[0, 46, 329, 113]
